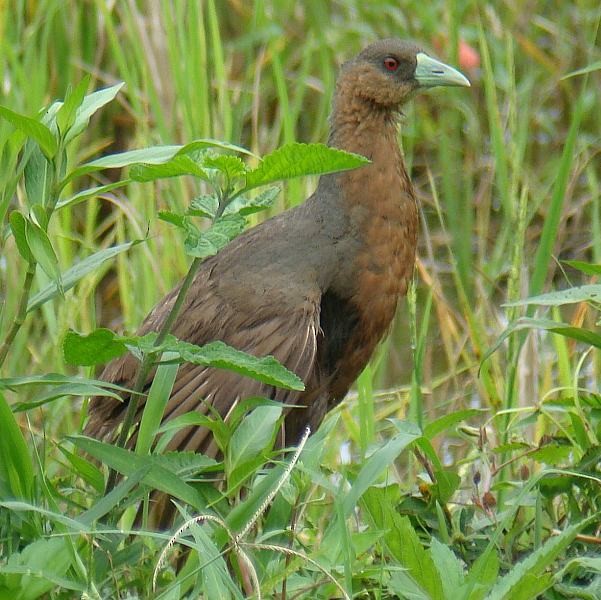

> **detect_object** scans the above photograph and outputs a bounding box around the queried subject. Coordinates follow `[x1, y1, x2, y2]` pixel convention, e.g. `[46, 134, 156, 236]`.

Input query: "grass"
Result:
[1, 0, 600, 598]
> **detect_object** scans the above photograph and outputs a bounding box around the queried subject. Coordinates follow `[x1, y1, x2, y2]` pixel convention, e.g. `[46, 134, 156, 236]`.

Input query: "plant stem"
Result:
[105, 255, 203, 492]
[0, 264, 36, 370]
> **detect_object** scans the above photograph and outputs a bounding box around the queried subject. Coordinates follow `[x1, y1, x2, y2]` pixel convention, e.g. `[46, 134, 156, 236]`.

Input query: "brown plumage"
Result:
[86, 39, 469, 520]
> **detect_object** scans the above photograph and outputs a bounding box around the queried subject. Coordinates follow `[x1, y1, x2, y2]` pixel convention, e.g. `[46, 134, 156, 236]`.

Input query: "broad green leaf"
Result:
[63, 328, 128, 366]
[189, 194, 219, 218]
[69, 435, 205, 509]
[430, 538, 465, 600]
[204, 154, 247, 179]
[395, 514, 434, 576]
[223, 186, 280, 217]
[64, 82, 124, 143]
[56, 76, 91, 135]
[342, 422, 420, 516]
[27, 240, 141, 313]
[504, 284, 601, 307]
[175, 339, 304, 390]
[24, 219, 62, 287]
[184, 214, 246, 258]
[387, 571, 431, 600]
[135, 352, 179, 455]
[463, 547, 499, 599]
[0, 105, 57, 158]
[227, 405, 281, 475]
[8, 211, 33, 262]
[244, 142, 369, 190]
[486, 514, 599, 599]
[0, 392, 34, 501]
[130, 154, 208, 182]
[0, 537, 76, 599]
[158, 211, 186, 228]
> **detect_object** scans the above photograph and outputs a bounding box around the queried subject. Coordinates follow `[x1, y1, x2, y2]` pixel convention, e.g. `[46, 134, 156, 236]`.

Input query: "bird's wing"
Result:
[85, 261, 322, 454]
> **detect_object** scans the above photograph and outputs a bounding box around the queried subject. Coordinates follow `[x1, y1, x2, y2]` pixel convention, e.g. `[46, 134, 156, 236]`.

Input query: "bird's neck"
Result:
[323, 95, 415, 217]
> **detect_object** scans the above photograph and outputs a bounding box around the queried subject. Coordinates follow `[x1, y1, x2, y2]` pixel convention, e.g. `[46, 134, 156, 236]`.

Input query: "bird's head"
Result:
[340, 39, 470, 108]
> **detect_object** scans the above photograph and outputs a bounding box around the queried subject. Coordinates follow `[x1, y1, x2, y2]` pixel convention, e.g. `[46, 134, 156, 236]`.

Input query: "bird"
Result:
[85, 39, 469, 522]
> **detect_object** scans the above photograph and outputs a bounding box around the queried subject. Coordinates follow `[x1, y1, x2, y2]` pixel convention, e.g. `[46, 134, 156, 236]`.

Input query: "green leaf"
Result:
[561, 60, 601, 79]
[56, 76, 91, 135]
[342, 422, 421, 516]
[58, 444, 104, 492]
[55, 179, 131, 211]
[189, 194, 219, 218]
[430, 538, 465, 600]
[184, 214, 246, 258]
[130, 154, 209, 182]
[24, 140, 49, 207]
[463, 547, 499, 599]
[423, 409, 483, 439]
[12, 382, 124, 412]
[483, 318, 601, 366]
[0, 537, 76, 599]
[158, 211, 186, 228]
[24, 219, 62, 288]
[175, 339, 304, 390]
[156, 412, 229, 454]
[0, 105, 58, 158]
[62, 138, 254, 187]
[362, 490, 443, 600]
[486, 514, 599, 600]
[227, 405, 281, 476]
[504, 284, 601, 307]
[0, 392, 34, 501]
[562, 260, 601, 276]
[387, 571, 431, 600]
[64, 81, 124, 143]
[204, 154, 247, 179]
[8, 211, 33, 262]
[63, 328, 128, 366]
[223, 186, 280, 217]
[432, 469, 461, 504]
[0, 373, 132, 394]
[27, 240, 141, 313]
[135, 352, 179, 455]
[244, 142, 369, 190]
[69, 435, 205, 509]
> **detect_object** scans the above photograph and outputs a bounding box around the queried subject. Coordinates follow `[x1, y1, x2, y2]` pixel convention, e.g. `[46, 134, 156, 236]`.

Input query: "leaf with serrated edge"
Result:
[244, 142, 369, 190]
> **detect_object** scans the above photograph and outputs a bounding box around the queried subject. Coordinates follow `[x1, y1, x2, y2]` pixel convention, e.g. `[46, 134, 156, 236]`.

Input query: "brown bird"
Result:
[86, 39, 469, 514]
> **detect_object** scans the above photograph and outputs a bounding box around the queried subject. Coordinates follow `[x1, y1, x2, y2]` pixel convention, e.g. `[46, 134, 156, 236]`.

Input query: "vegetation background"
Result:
[0, 1, 600, 598]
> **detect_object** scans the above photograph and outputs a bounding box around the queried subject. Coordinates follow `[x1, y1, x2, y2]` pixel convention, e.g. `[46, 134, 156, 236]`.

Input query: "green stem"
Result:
[0, 264, 36, 370]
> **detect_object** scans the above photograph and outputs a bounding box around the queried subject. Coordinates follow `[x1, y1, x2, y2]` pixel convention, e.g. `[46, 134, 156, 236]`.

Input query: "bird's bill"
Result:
[414, 52, 471, 88]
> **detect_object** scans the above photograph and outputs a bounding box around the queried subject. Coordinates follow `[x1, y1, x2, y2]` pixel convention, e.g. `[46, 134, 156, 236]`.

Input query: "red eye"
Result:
[383, 57, 399, 71]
